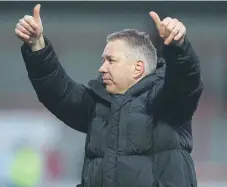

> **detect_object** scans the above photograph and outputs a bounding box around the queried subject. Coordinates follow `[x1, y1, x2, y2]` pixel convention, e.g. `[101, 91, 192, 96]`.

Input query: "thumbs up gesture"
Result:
[149, 11, 186, 45]
[15, 4, 43, 46]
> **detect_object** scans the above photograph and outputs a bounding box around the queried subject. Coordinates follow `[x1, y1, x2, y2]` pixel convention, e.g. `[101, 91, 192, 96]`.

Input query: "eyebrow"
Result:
[102, 54, 115, 59]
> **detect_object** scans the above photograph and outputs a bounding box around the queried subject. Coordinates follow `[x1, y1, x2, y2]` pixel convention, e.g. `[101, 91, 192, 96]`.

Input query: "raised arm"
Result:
[15, 4, 95, 133]
[149, 12, 203, 123]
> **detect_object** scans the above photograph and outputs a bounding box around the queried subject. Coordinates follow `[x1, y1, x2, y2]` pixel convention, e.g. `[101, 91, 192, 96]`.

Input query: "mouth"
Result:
[102, 78, 112, 84]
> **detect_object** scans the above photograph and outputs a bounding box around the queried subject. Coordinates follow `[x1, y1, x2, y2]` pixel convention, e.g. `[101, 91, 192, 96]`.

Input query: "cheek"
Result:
[111, 70, 126, 82]
[109, 64, 133, 84]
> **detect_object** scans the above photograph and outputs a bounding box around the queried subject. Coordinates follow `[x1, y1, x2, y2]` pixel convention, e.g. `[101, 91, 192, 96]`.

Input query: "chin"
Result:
[105, 85, 115, 94]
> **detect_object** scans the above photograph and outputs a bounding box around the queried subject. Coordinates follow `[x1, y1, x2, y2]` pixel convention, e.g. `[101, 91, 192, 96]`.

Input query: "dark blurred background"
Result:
[0, 1, 226, 187]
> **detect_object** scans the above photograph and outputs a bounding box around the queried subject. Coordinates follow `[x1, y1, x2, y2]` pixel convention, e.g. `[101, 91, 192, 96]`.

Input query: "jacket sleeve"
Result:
[151, 36, 203, 124]
[21, 37, 95, 133]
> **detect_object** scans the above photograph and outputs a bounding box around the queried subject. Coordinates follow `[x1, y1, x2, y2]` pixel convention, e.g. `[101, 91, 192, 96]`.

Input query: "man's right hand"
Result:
[15, 4, 45, 52]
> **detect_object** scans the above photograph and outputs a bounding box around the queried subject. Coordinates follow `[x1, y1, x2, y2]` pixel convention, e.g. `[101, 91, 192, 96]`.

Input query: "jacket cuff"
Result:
[21, 36, 59, 79]
[163, 35, 190, 55]
[21, 36, 54, 63]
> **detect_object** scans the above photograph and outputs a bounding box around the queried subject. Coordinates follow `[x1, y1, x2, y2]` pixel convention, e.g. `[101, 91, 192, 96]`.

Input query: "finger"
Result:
[164, 20, 181, 45]
[23, 15, 39, 31]
[16, 23, 32, 35]
[149, 11, 161, 29]
[19, 19, 35, 34]
[15, 28, 30, 41]
[174, 22, 186, 41]
[33, 4, 41, 21]
[164, 18, 178, 39]
[159, 17, 171, 38]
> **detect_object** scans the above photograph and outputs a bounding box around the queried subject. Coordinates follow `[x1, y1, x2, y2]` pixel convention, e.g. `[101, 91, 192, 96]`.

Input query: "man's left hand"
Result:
[149, 11, 186, 45]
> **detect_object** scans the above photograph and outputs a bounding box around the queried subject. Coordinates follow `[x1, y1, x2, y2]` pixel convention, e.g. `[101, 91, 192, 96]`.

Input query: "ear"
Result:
[133, 60, 145, 79]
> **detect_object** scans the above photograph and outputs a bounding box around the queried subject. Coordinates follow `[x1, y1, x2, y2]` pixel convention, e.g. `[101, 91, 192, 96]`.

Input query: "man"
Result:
[15, 4, 203, 187]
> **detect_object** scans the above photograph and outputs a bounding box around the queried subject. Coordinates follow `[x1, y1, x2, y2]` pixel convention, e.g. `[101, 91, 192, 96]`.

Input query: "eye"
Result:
[109, 59, 115, 64]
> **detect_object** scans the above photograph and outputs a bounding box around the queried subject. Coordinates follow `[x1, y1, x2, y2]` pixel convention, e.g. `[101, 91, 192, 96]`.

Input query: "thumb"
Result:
[149, 11, 161, 29]
[33, 4, 41, 20]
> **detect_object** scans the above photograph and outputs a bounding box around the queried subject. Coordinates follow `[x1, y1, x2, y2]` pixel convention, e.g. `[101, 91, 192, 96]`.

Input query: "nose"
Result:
[98, 61, 108, 73]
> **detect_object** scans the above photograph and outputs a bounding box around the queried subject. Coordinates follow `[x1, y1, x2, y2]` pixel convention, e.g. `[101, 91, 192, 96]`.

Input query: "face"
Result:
[99, 39, 145, 94]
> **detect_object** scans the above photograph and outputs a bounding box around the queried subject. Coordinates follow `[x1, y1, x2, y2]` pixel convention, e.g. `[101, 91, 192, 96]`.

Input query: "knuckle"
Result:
[19, 19, 24, 24]
[24, 15, 31, 21]
[173, 18, 178, 22]
[166, 17, 172, 23]
[162, 17, 171, 25]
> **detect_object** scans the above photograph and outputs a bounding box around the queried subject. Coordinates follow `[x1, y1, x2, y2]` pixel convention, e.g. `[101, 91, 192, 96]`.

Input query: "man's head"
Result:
[99, 29, 157, 94]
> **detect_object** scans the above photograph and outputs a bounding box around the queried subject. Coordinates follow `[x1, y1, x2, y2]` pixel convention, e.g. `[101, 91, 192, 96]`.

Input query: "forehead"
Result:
[102, 39, 128, 57]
